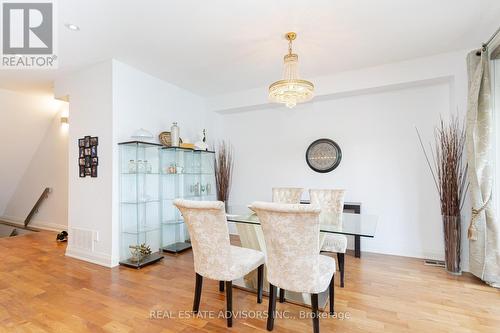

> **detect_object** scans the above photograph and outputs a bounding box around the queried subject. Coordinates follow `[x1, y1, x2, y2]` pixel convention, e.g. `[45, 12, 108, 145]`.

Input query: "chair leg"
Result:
[257, 264, 264, 303]
[337, 252, 345, 288]
[279, 288, 285, 303]
[193, 273, 203, 313]
[219, 280, 225, 292]
[329, 274, 335, 315]
[311, 293, 320, 333]
[267, 283, 277, 331]
[225, 281, 233, 327]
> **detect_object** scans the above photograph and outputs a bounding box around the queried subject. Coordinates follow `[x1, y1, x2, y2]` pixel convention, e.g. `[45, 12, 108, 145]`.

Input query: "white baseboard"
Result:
[0, 215, 66, 232]
[65, 246, 119, 268]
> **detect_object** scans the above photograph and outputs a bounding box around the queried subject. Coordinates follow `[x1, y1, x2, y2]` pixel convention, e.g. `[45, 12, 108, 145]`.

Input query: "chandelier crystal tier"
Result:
[268, 32, 314, 108]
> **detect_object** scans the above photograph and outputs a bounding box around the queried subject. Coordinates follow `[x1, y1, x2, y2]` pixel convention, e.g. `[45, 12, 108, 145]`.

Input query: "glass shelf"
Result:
[118, 140, 162, 148]
[118, 141, 216, 261]
[119, 141, 163, 268]
[122, 172, 161, 175]
[160, 148, 216, 253]
[120, 200, 160, 204]
[122, 225, 161, 234]
[162, 219, 184, 225]
[161, 172, 214, 176]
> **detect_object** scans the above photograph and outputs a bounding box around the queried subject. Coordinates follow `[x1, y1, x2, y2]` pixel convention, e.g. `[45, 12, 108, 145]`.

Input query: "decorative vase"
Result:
[171, 122, 180, 147]
[129, 246, 143, 263]
[442, 215, 461, 275]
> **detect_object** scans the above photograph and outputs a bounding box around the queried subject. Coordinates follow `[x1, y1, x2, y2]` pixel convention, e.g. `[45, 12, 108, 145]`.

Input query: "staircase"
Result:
[0, 223, 34, 237]
[0, 187, 50, 237]
[24, 187, 51, 228]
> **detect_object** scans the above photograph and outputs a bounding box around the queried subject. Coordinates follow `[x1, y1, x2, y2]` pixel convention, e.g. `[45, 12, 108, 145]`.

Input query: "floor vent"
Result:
[70, 228, 96, 252]
[424, 259, 445, 268]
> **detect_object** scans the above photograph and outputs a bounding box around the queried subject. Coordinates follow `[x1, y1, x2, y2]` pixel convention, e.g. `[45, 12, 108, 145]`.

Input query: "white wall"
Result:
[0, 89, 63, 215]
[3, 108, 69, 230]
[221, 82, 449, 260]
[55, 60, 116, 267]
[113, 61, 216, 144]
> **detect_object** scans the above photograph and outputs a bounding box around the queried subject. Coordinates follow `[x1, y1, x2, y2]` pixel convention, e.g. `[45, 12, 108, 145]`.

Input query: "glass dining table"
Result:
[225, 206, 378, 309]
[226, 206, 378, 240]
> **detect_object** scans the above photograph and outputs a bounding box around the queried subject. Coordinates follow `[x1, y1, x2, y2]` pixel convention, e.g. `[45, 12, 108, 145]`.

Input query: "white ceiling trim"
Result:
[207, 49, 468, 114]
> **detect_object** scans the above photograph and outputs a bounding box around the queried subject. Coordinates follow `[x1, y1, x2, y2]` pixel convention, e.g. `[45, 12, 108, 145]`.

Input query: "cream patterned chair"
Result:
[309, 189, 347, 287]
[173, 199, 265, 327]
[250, 201, 335, 333]
[272, 187, 304, 302]
[272, 187, 304, 204]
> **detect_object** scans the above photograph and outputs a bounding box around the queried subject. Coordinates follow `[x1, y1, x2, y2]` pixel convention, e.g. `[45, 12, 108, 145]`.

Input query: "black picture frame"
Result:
[305, 138, 342, 173]
[91, 165, 98, 177]
[79, 135, 99, 178]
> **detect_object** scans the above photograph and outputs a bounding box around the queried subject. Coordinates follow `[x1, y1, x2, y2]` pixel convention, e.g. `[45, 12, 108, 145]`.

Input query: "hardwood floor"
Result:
[0, 231, 499, 332]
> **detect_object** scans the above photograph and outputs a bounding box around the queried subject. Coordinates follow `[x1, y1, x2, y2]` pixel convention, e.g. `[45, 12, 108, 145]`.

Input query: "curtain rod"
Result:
[482, 26, 500, 49]
[476, 26, 500, 56]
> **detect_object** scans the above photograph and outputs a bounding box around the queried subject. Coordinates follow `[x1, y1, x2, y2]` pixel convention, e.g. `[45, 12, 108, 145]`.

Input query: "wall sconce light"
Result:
[61, 116, 69, 124]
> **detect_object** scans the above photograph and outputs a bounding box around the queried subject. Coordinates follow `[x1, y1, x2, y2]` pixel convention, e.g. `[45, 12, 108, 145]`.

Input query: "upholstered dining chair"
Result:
[173, 199, 265, 327]
[250, 202, 335, 333]
[272, 187, 304, 204]
[309, 189, 347, 287]
[271, 187, 304, 302]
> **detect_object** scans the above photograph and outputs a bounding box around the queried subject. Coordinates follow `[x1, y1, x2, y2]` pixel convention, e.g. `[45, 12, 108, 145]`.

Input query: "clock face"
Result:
[306, 139, 342, 173]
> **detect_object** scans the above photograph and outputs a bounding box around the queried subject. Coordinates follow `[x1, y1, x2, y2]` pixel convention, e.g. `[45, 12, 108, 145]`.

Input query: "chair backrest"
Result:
[309, 189, 346, 227]
[173, 199, 231, 278]
[272, 187, 304, 204]
[250, 201, 321, 287]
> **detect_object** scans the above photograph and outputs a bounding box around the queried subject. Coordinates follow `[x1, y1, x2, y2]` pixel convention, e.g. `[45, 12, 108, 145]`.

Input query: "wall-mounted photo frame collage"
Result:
[78, 136, 98, 178]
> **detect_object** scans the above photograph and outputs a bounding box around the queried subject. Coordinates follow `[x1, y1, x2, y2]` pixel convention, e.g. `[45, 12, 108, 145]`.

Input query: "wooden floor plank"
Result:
[0, 231, 498, 332]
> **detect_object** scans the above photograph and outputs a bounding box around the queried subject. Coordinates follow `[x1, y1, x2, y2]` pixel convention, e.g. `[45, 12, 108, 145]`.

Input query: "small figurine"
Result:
[195, 129, 209, 151]
[129, 243, 152, 263]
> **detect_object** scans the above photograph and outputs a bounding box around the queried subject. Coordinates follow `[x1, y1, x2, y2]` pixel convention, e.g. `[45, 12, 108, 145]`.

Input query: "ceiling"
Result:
[0, 0, 499, 97]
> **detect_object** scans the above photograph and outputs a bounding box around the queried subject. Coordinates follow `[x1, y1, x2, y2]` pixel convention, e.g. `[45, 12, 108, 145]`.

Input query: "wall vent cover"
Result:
[70, 227, 95, 252]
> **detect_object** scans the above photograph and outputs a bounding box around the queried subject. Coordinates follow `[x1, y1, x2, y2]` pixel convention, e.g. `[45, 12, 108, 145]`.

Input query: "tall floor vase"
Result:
[443, 215, 461, 275]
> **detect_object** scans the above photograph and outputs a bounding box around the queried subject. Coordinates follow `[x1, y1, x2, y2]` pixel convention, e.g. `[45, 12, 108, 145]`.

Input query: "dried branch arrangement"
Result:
[416, 115, 468, 274]
[214, 141, 234, 205]
[416, 116, 468, 216]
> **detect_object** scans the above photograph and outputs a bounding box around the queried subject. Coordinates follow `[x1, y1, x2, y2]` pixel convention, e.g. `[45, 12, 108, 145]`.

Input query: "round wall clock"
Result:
[305, 138, 342, 173]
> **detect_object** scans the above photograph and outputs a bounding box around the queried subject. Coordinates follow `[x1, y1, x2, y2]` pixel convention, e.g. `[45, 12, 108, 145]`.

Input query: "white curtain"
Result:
[466, 41, 500, 287]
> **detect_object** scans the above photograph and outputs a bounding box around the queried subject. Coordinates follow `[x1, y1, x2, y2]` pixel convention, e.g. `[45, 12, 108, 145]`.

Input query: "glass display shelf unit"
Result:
[118, 141, 164, 268]
[160, 147, 216, 253]
[118, 141, 217, 264]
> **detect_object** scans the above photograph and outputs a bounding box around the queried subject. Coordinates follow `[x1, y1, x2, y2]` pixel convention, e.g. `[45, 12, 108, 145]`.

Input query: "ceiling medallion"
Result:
[268, 32, 314, 108]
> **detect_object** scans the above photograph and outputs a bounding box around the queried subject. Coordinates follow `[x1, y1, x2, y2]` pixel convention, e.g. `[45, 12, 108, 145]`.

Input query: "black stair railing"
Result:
[24, 187, 51, 227]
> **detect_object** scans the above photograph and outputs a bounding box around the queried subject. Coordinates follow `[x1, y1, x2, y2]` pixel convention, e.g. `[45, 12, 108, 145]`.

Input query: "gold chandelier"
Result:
[268, 32, 314, 108]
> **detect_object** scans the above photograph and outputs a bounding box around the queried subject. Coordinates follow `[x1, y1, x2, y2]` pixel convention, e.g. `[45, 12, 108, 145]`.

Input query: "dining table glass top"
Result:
[226, 206, 377, 238]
